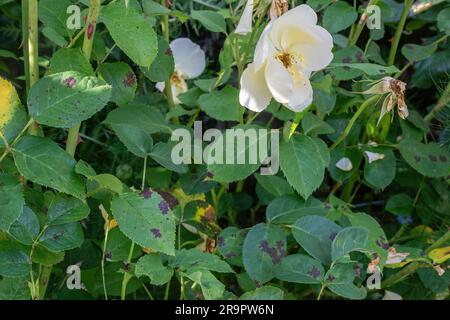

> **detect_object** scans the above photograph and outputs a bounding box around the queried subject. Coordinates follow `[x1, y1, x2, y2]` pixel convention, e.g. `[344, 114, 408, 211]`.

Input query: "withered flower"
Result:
[270, 0, 289, 20]
[362, 77, 409, 126]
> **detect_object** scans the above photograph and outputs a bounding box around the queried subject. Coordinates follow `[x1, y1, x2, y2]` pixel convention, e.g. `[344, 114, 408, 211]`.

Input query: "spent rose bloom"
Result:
[239, 4, 334, 112]
[156, 38, 206, 104]
[362, 77, 409, 125]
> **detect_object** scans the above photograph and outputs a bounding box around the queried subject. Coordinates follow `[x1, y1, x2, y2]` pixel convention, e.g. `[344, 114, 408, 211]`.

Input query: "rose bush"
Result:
[0, 0, 449, 301]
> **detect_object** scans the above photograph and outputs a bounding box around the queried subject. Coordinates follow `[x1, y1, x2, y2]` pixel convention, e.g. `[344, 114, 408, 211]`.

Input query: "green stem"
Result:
[317, 284, 326, 300]
[424, 80, 450, 122]
[21, 0, 30, 92]
[330, 95, 379, 151]
[38, 266, 52, 299]
[66, 0, 101, 156]
[23, 0, 40, 136]
[348, 0, 380, 46]
[381, 262, 428, 289]
[387, 0, 414, 66]
[161, 0, 179, 125]
[164, 278, 171, 300]
[120, 241, 135, 300]
[101, 226, 110, 300]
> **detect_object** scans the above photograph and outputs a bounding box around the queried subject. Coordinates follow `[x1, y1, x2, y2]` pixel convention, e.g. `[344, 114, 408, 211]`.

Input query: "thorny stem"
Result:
[66, 0, 101, 157]
[424, 80, 450, 122]
[330, 95, 379, 150]
[387, 0, 414, 66]
[23, 0, 40, 135]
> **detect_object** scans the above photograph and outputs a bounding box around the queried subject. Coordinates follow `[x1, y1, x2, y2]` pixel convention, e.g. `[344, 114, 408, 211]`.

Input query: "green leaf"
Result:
[104, 228, 140, 262]
[292, 215, 341, 265]
[149, 142, 188, 174]
[191, 10, 227, 33]
[98, 62, 137, 106]
[111, 191, 176, 256]
[254, 173, 293, 197]
[329, 147, 362, 183]
[363, 149, 396, 190]
[266, 195, 328, 225]
[207, 125, 267, 183]
[275, 254, 324, 284]
[101, 1, 158, 67]
[217, 227, 246, 267]
[142, 0, 171, 16]
[0, 277, 30, 300]
[398, 139, 450, 178]
[330, 63, 399, 76]
[135, 253, 173, 286]
[0, 249, 29, 277]
[42, 26, 68, 47]
[302, 113, 335, 136]
[329, 47, 365, 80]
[110, 122, 154, 158]
[347, 212, 388, 267]
[48, 48, 94, 76]
[385, 194, 414, 216]
[172, 249, 234, 273]
[46, 195, 90, 226]
[185, 269, 224, 300]
[331, 227, 369, 262]
[243, 223, 286, 283]
[87, 174, 124, 198]
[28, 71, 112, 128]
[401, 42, 438, 63]
[280, 135, 329, 199]
[323, 1, 357, 33]
[240, 286, 284, 300]
[437, 7, 450, 35]
[0, 175, 25, 232]
[39, 0, 74, 39]
[39, 222, 84, 252]
[141, 37, 174, 82]
[324, 263, 367, 300]
[13, 136, 85, 200]
[199, 86, 241, 122]
[8, 207, 39, 245]
[75, 160, 97, 179]
[103, 104, 172, 134]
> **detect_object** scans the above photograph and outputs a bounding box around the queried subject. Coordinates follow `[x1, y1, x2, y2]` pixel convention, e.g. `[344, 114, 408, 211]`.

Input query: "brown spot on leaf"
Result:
[63, 77, 77, 88]
[151, 228, 162, 238]
[123, 72, 137, 87]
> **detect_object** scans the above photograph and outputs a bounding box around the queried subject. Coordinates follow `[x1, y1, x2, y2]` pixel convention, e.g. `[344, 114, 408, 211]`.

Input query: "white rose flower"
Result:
[239, 4, 334, 112]
[156, 38, 206, 104]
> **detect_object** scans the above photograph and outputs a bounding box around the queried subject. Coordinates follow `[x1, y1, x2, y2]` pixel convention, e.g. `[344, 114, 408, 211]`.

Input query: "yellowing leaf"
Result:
[172, 187, 205, 208]
[194, 204, 216, 223]
[428, 247, 450, 264]
[411, 225, 434, 244]
[0, 76, 20, 134]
